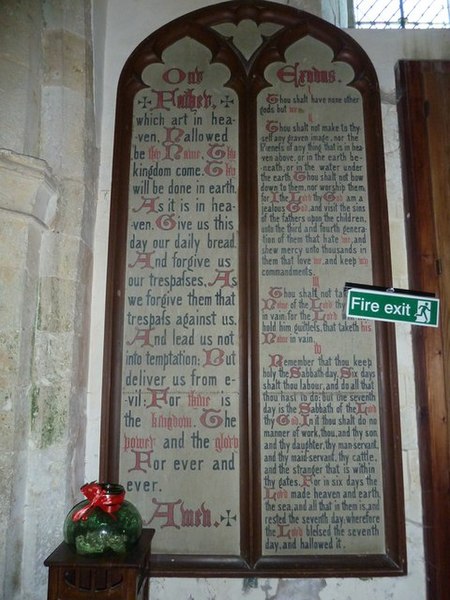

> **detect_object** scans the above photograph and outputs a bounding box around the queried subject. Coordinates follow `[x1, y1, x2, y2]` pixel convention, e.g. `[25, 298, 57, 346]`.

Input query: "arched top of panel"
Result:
[117, 0, 378, 98]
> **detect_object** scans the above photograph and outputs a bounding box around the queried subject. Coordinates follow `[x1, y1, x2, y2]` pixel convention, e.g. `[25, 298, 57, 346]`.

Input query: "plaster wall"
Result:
[87, 1, 449, 599]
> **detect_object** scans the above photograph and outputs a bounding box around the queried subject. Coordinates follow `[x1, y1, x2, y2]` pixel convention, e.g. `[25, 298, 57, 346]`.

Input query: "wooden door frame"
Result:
[396, 60, 450, 600]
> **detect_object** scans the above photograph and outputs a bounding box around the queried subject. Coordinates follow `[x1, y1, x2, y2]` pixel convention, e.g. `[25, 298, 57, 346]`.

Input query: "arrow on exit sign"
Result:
[346, 287, 439, 327]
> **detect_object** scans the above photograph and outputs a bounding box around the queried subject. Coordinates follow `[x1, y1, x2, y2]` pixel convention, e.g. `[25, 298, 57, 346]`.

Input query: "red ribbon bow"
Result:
[72, 482, 125, 522]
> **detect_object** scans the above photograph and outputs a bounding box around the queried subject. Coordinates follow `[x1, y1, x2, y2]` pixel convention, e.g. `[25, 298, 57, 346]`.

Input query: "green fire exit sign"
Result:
[346, 287, 439, 327]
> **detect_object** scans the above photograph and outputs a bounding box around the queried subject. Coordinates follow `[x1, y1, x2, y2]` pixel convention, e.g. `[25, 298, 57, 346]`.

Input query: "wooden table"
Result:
[44, 528, 154, 599]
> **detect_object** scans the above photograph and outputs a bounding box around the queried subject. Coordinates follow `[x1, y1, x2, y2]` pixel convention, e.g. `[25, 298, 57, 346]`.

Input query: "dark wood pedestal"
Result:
[44, 528, 154, 599]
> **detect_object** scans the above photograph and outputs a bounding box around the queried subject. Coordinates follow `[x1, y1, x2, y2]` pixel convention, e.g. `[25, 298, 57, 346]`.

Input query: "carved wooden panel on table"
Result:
[101, 0, 405, 577]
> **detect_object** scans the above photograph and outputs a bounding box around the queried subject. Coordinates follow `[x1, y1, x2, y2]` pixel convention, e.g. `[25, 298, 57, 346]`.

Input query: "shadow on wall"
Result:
[242, 578, 327, 599]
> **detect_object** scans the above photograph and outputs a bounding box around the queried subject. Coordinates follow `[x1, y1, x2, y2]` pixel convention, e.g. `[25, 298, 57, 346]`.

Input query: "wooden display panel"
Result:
[101, 0, 406, 577]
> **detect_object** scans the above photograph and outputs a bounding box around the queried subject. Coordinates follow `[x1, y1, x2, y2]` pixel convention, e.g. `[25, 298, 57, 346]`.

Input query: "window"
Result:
[353, 0, 450, 29]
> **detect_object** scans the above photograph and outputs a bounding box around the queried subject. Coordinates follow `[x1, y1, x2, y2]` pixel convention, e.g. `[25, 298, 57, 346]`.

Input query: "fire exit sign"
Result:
[346, 287, 439, 327]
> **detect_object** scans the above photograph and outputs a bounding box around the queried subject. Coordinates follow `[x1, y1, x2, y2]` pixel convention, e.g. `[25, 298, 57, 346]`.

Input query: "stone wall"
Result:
[0, 1, 96, 598]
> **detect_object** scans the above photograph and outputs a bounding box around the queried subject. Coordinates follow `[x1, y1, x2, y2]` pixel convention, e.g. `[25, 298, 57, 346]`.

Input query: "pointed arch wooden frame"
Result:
[100, 0, 406, 577]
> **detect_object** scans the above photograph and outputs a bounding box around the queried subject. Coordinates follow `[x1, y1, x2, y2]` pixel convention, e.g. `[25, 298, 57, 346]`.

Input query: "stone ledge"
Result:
[0, 149, 59, 228]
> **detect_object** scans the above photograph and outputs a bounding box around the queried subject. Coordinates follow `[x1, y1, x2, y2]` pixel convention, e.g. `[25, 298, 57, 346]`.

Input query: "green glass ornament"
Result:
[63, 482, 142, 555]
